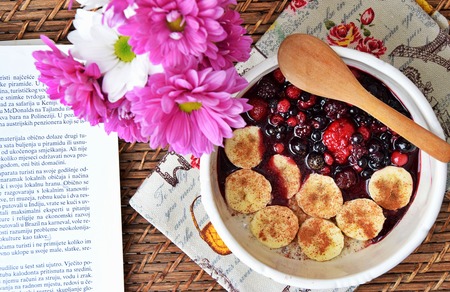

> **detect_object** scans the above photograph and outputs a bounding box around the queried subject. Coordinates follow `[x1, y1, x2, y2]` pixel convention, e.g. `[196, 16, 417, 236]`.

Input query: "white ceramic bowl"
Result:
[200, 47, 447, 289]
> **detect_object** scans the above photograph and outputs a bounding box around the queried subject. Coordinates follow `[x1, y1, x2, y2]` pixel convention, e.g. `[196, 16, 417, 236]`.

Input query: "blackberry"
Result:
[256, 77, 278, 99]
[334, 169, 357, 189]
[324, 100, 349, 119]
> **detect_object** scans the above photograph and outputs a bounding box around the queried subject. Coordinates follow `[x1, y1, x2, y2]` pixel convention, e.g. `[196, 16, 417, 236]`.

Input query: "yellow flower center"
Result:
[114, 36, 136, 62]
[167, 16, 185, 32]
[179, 102, 202, 113]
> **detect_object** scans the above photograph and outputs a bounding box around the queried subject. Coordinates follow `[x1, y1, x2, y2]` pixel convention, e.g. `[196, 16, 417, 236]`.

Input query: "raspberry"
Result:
[277, 99, 290, 113]
[273, 68, 285, 84]
[248, 99, 268, 122]
[285, 85, 301, 99]
[323, 118, 355, 164]
[391, 151, 408, 166]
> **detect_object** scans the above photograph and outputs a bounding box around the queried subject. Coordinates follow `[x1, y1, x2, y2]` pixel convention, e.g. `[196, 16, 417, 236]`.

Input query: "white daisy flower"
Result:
[68, 9, 162, 102]
[76, 0, 109, 10]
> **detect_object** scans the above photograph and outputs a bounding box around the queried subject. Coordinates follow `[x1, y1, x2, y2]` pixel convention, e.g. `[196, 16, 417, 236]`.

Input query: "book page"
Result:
[0, 45, 124, 291]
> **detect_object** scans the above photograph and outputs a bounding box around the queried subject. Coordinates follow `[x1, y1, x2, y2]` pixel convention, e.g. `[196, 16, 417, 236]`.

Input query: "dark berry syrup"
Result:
[217, 67, 419, 244]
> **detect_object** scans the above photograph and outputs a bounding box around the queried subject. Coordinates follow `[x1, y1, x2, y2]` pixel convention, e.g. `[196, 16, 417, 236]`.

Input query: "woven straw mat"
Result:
[1, 0, 449, 291]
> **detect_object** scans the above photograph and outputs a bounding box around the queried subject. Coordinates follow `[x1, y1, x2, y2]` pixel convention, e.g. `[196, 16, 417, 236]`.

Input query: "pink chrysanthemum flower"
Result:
[104, 97, 149, 143]
[128, 66, 250, 157]
[104, 0, 135, 26]
[119, 0, 226, 67]
[33, 35, 107, 126]
[202, 8, 252, 70]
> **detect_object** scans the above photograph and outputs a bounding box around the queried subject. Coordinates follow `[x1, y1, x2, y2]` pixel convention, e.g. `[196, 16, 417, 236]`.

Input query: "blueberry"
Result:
[368, 140, 382, 153]
[288, 107, 298, 116]
[289, 137, 308, 156]
[360, 168, 373, 179]
[265, 125, 276, 136]
[349, 107, 360, 116]
[268, 99, 278, 109]
[394, 137, 416, 153]
[351, 132, 364, 144]
[313, 142, 327, 153]
[311, 130, 322, 142]
[306, 152, 324, 170]
[357, 156, 368, 168]
[368, 160, 382, 170]
[379, 132, 392, 145]
[300, 92, 311, 102]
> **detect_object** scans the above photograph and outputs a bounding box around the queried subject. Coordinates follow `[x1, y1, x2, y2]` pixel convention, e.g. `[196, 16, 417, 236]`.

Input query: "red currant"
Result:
[273, 68, 285, 84]
[286, 116, 298, 127]
[391, 151, 408, 166]
[269, 114, 284, 126]
[285, 85, 301, 99]
[273, 143, 285, 153]
[277, 99, 290, 113]
[324, 152, 334, 166]
[357, 126, 370, 141]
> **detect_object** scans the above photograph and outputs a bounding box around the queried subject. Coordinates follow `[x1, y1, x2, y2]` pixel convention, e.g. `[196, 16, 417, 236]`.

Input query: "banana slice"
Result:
[296, 173, 343, 219]
[336, 198, 386, 241]
[268, 154, 301, 199]
[368, 166, 413, 210]
[250, 205, 299, 249]
[298, 217, 344, 261]
[225, 169, 272, 214]
[224, 126, 264, 169]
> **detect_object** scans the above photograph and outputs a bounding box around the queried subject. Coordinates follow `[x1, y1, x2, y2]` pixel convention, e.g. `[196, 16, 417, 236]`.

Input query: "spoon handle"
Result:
[357, 90, 450, 163]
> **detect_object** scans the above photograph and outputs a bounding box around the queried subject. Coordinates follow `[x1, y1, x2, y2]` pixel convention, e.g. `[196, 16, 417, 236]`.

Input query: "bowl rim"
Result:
[200, 47, 448, 289]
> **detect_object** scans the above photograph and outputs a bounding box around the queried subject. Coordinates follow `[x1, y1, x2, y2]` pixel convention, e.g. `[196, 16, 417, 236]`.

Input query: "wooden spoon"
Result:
[277, 33, 450, 163]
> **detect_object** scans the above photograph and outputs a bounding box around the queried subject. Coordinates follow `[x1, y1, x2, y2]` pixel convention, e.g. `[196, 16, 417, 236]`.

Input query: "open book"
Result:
[0, 43, 124, 290]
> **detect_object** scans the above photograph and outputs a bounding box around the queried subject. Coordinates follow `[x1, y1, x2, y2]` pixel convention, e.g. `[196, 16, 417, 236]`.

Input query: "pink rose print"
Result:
[190, 155, 200, 169]
[326, 22, 362, 47]
[360, 8, 375, 25]
[289, 0, 308, 11]
[356, 37, 387, 58]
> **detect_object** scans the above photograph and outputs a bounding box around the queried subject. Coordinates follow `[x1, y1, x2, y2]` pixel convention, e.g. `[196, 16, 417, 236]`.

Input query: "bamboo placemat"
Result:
[1, 0, 449, 291]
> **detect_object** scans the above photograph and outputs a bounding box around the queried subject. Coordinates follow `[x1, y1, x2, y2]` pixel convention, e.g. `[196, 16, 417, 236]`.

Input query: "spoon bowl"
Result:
[277, 33, 450, 163]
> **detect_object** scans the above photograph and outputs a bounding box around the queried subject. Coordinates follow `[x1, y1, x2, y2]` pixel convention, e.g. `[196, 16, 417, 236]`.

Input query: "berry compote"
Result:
[217, 67, 419, 244]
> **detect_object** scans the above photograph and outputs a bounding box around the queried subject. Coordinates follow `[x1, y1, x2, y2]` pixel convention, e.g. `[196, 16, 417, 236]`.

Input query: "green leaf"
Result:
[324, 20, 335, 30]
